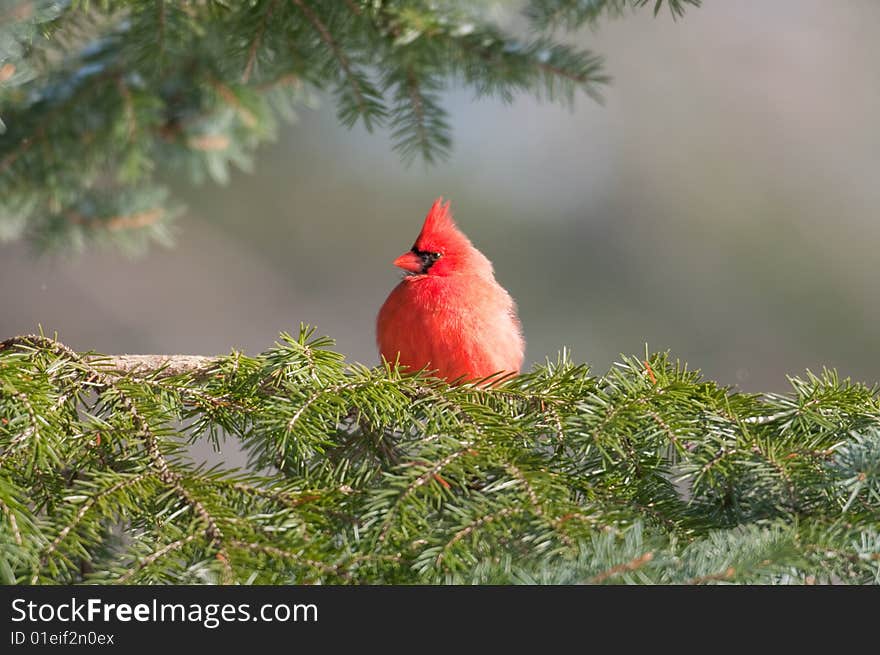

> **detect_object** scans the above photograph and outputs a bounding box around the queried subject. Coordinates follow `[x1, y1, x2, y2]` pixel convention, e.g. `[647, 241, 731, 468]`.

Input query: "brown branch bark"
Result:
[1, 336, 216, 378]
[590, 551, 655, 584]
[88, 354, 216, 378]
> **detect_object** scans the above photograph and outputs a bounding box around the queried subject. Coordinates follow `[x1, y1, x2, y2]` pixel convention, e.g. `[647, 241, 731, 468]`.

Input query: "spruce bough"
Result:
[1, 0, 699, 253]
[1, 328, 878, 585]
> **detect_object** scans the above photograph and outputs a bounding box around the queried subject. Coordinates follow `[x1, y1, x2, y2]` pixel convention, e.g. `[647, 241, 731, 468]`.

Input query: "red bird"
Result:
[376, 198, 524, 384]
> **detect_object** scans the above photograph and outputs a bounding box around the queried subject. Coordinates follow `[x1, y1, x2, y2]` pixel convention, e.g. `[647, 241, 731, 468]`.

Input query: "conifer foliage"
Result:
[1, 0, 698, 253]
[7, 1, 876, 587]
[1, 329, 878, 585]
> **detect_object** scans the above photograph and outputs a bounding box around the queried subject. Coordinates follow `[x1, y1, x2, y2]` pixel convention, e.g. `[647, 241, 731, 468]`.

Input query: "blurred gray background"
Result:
[3, 0, 879, 392]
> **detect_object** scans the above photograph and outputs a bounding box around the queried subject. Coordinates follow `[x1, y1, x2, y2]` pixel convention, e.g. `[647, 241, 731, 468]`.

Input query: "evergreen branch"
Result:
[64, 207, 165, 232]
[0, 497, 24, 547]
[378, 444, 474, 542]
[286, 383, 347, 434]
[208, 79, 258, 128]
[0, 0, 699, 251]
[290, 0, 381, 129]
[590, 551, 655, 583]
[256, 72, 302, 92]
[218, 480, 321, 508]
[643, 405, 678, 447]
[438, 507, 525, 565]
[105, 374, 231, 569]
[227, 540, 344, 580]
[241, 0, 279, 84]
[2, 335, 230, 568]
[1, 392, 41, 463]
[526, 0, 624, 31]
[637, 0, 701, 19]
[1, 65, 118, 174]
[506, 463, 542, 513]
[404, 69, 428, 157]
[688, 566, 736, 585]
[385, 68, 450, 164]
[32, 472, 155, 583]
[5, 330, 876, 584]
[116, 534, 200, 584]
[526, 0, 700, 30]
[536, 58, 594, 86]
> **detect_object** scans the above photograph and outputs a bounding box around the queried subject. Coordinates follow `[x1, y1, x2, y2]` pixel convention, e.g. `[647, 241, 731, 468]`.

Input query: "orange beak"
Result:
[393, 251, 423, 273]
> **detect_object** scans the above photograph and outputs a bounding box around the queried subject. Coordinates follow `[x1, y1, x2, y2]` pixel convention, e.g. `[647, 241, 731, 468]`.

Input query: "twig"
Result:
[32, 473, 154, 583]
[404, 69, 429, 153]
[0, 393, 40, 464]
[209, 78, 258, 127]
[256, 72, 301, 91]
[242, 0, 278, 83]
[228, 540, 344, 579]
[689, 566, 736, 585]
[437, 507, 524, 565]
[591, 552, 654, 584]
[291, 0, 369, 117]
[378, 445, 473, 541]
[0, 497, 23, 546]
[117, 534, 200, 583]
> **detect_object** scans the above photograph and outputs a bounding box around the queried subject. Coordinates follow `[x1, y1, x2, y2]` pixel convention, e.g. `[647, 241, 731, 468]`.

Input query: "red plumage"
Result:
[376, 198, 524, 383]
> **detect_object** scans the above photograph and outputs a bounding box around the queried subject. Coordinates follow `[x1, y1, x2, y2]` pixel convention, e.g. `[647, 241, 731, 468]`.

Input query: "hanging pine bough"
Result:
[0, 0, 700, 253]
[1, 327, 879, 585]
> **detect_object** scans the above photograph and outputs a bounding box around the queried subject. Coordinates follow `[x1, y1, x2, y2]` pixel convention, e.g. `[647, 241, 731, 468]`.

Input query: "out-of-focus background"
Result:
[2, 0, 879, 392]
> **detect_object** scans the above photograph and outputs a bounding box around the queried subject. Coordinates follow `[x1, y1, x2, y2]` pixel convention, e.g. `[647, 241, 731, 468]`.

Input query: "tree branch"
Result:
[290, 0, 369, 117]
[2, 334, 233, 579]
[241, 0, 278, 83]
[1, 336, 215, 378]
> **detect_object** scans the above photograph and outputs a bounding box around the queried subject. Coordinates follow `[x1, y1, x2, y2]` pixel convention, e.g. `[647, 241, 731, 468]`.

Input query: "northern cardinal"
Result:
[376, 198, 524, 383]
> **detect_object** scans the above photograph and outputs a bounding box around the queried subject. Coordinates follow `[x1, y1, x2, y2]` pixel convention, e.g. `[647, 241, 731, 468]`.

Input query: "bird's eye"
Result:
[431, 252, 442, 260]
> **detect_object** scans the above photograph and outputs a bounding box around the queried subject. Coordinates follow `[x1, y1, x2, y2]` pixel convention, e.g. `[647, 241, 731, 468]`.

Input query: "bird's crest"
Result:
[415, 198, 463, 247]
